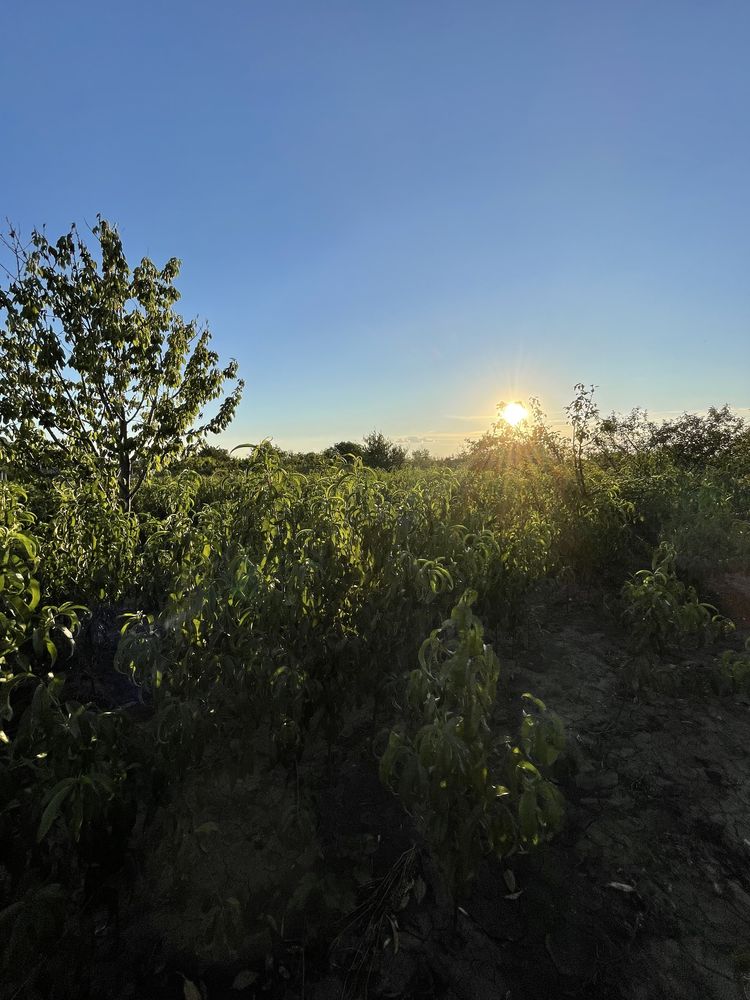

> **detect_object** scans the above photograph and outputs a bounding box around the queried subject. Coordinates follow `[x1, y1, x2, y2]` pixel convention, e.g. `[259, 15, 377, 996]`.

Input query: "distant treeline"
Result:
[181, 398, 750, 479]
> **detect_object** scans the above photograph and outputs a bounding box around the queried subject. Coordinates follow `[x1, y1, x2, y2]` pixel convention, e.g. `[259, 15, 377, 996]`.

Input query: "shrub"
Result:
[622, 541, 733, 654]
[362, 431, 406, 471]
[714, 639, 750, 695]
[379, 591, 564, 898]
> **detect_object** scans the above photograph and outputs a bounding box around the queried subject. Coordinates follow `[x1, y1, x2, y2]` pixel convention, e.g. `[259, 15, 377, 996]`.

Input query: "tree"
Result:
[409, 447, 434, 468]
[591, 407, 656, 467]
[324, 440, 364, 463]
[590, 404, 749, 474]
[462, 397, 565, 472]
[650, 405, 747, 469]
[0, 218, 243, 510]
[179, 445, 237, 476]
[362, 431, 406, 471]
[564, 384, 599, 495]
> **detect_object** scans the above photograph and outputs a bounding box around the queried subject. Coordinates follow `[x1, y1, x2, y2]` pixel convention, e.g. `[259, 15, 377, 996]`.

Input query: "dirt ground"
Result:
[326, 579, 750, 1000]
[78, 578, 750, 1000]
[491, 582, 750, 1000]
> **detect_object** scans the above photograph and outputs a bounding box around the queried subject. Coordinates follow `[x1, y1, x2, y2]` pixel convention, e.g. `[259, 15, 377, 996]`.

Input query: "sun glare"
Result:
[500, 401, 528, 427]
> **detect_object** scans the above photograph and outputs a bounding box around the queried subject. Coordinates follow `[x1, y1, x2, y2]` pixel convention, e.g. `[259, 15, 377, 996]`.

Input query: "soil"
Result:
[487, 583, 750, 1000]
[48, 580, 750, 1000]
[337, 580, 750, 1000]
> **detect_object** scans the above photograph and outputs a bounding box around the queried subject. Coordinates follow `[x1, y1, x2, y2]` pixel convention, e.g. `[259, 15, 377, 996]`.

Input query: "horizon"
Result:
[3, 2, 749, 457]
[215, 399, 750, 460]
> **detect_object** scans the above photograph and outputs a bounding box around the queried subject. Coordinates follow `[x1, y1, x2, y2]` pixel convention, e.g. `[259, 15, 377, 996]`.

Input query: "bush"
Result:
[622, 542, 733, 654]
[379, 592, 564, 897]
[362, 431, 406, 471]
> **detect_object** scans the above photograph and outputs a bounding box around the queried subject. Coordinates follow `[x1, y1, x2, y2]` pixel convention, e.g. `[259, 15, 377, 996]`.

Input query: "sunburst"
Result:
[499, 401, 528, 427]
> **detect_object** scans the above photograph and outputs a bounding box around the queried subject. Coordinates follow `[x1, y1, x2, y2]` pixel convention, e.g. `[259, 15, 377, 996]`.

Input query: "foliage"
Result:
[178, 444, 238, 476]
[379, 592, 564, 897]
[651, 405, 747, 470]
[409, 447, 435, 468]
[0, 218, 243, 510]
[714, 639, 750, 696]
[3, 385, 749, 989]
[362, 430, 406, 471]
[0, 487, 88, 978]
[592, 407, 656, 467]
[324, 440, 364, 462]
[564, 383, 599, 495]
[662, 479, 750, 579]
[592, 404, 748, 473]
[622, 542, 733, 654]
[41, 479, 141, 603]
[0, 484, 84, 683]
[462, 396, 565, 473]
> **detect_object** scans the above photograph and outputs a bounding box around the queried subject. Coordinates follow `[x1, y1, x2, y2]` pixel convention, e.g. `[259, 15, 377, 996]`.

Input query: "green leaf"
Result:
[37, 779, 75, 842]
[27, 577, 41, 611]
[521, 692, 547, 712]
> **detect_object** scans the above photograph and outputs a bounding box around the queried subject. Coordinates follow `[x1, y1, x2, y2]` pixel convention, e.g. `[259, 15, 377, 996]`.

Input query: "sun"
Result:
[499, 401, 528, 427]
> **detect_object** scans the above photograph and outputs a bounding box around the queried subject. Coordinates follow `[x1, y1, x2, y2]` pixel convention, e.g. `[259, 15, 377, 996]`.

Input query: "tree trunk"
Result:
[118, 415, 131, 513]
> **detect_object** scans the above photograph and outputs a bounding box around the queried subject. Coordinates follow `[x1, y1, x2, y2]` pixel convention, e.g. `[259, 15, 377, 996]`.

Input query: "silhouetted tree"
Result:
[0, 218, 243, 510]
[362, 431, 406, 471]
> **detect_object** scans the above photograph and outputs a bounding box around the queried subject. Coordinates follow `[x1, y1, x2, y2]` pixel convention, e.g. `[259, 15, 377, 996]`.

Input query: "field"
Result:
[2, 418, 750, 1000]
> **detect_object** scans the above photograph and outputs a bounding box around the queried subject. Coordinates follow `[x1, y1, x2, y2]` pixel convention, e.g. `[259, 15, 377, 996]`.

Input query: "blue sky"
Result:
[2, 1, 749, 454]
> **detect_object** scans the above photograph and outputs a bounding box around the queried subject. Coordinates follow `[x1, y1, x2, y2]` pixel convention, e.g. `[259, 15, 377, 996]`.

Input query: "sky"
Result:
[2, 1, 749, 455]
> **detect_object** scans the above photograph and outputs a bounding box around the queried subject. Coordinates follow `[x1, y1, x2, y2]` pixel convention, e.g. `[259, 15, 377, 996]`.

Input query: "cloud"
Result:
[391, 428, 488, 455]
[445, 414, 496, 422]
[395, 435, 438, 445]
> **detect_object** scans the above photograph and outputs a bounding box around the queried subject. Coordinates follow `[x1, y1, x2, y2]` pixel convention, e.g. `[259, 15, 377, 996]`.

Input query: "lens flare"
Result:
[499, 401, 528, 427]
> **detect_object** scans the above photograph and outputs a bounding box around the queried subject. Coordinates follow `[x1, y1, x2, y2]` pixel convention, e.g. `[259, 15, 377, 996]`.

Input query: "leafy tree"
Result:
[0, 218, 243, 510]
[409, 447, 434, 468]
[462, 397, 564, 472]
[650, 405, 746, 469]
[178, 445, 237, 477]
[565, 383, 599, 495]
[591, 404, 748, 475]
[280, 449, 328, 473]
[324, 440, 364, 463]
[461, 431, 506, 472]
[362, 431, 406, 471]
[591, 407, 656, 467]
